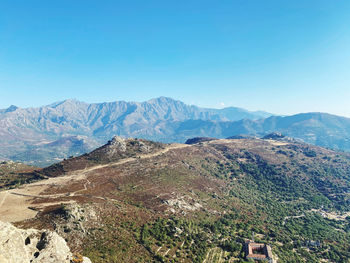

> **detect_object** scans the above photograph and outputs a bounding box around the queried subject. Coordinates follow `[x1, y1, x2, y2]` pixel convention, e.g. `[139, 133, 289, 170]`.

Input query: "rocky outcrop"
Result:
[262, 132, 285, 140]
[0, 221, 91, 263]
[185, 137, 217, 145]
[107, 136, 127, 151]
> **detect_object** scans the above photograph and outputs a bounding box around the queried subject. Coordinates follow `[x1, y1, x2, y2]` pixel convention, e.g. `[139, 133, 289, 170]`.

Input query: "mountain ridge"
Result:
[1, 97, 350, 166]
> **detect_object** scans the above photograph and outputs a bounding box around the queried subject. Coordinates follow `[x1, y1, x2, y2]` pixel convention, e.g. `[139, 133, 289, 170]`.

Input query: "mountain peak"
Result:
[146, 96, 182, 105]
[41, 136, 165, 176]
[5, 105, 18, 113]
[49, 99, 82, 108]
[104, 136, 162, 155]
[107, 136, 128, 151]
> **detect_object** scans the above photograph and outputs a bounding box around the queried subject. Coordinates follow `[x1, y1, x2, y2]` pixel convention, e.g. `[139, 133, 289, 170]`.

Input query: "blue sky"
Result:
[1, 1, 350, 116]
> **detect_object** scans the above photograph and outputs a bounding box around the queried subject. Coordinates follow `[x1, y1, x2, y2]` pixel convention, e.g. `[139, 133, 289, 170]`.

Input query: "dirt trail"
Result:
[0, 143, 189, 223]
[163, 249, 170, 257]
[0, 192, 9, 208]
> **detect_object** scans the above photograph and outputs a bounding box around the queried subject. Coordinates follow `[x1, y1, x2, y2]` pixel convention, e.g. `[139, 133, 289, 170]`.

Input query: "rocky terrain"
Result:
[0, 220, 91, 263]
[2, 97, 350, 166]
[1, 136, 350, 262]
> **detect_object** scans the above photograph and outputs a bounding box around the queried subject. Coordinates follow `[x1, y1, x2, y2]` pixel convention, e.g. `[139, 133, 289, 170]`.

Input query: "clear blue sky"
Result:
[1, 1, 350, 116]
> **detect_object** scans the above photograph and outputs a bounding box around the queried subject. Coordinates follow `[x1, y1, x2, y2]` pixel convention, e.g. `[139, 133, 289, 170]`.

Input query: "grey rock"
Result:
[0, 221, 91, 263]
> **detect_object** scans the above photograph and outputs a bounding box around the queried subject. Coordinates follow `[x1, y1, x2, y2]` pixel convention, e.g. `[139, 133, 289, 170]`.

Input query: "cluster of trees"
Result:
[196, 145, 350, 262]
[140, 217, 210, 262]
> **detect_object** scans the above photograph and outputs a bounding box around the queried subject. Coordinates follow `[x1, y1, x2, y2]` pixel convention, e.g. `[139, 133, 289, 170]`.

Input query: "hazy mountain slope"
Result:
[2, 97, 350, 166]
[258, 113, 350, 150]
[4, 137, 350, 263]
[228, 113, 350, 151]
[0, 97, 270, 141]
[204, 106, 273, 121]
[9, 135, 100, 167]
[153, 113, 350, 152]
[0, 97, 271, 165]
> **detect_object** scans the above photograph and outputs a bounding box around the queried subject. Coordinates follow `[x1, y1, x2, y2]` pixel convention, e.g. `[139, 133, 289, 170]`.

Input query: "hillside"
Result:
[9, 135, 100, 167]
[1, 137, 350, 262]
[0, 161, 41, 190]
[40, 136, 165, 177]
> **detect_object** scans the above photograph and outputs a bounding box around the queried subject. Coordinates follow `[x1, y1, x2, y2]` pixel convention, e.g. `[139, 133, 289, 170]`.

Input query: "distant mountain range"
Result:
[1, 97, 349, 165]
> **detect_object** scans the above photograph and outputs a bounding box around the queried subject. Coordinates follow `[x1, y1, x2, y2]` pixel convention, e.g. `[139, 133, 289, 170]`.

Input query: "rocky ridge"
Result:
[39, 136, 165, 177]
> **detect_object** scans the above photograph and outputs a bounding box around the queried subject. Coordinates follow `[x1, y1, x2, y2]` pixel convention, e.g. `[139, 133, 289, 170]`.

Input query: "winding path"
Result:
[0, 143, 189, 222]
[0, 191, 8, 208]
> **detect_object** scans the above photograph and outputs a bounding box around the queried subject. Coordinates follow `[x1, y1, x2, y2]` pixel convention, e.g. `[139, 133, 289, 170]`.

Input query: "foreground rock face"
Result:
[0, 221, 90, 263]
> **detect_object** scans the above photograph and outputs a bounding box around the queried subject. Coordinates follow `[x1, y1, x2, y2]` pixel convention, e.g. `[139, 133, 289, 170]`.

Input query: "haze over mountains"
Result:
[1, 97, 350, 166]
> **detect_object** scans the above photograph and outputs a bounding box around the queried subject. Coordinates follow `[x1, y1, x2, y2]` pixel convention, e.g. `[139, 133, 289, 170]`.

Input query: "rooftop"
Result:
[245, 241, 273, 261]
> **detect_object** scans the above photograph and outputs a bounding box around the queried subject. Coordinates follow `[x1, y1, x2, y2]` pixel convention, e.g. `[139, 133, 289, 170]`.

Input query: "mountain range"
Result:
[1, 97, 350, 166]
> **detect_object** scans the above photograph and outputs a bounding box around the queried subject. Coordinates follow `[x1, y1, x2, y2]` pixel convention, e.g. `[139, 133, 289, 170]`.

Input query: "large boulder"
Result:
[0, 221, 91, 263]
